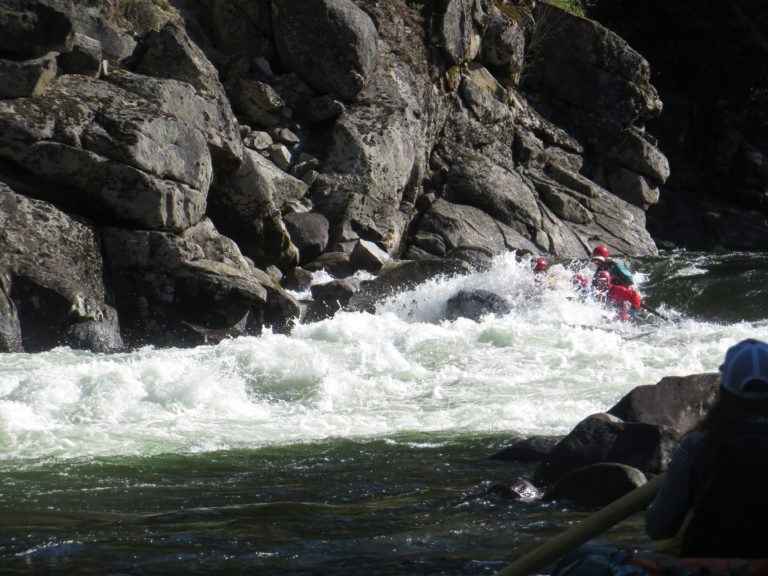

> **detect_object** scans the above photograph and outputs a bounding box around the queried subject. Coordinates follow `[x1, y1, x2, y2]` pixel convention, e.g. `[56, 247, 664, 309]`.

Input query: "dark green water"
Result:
[633, 251, 768, 322]
[0, 435, 647, 575]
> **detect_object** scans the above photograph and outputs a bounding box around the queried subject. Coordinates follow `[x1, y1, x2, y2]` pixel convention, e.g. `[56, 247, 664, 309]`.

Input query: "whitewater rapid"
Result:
[1, 252, 765, 462]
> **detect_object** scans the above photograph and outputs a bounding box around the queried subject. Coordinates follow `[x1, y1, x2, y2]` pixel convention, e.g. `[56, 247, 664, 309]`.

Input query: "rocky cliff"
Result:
[0, 0, 669, 352]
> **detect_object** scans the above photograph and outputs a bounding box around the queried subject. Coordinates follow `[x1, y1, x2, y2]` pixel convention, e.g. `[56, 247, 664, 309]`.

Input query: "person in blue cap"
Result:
[645, 338, 768, 558]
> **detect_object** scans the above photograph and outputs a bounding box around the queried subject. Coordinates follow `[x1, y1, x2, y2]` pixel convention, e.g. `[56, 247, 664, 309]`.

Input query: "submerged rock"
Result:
[444, 289, 511, 321]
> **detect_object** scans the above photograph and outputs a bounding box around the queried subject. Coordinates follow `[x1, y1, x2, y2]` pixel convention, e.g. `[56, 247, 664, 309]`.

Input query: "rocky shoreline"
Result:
[0, 0, 673, 353]
[488, 372, 719, 506]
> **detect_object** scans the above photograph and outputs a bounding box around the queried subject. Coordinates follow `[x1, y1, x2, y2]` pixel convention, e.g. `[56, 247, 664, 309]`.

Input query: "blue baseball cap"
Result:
[719, 339, 768, 399]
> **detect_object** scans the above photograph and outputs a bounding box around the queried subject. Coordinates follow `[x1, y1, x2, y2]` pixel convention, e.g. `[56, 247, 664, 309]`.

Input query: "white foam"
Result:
[1, 253, 766, 462]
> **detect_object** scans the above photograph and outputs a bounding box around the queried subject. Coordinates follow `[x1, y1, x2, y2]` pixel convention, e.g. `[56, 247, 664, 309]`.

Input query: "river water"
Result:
[2, 251, 767, 575]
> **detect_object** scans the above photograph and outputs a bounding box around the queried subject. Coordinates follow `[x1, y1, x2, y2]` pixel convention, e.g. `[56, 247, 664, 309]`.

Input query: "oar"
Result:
[641, 304, 669, 322]
[494, 473, 665, 576]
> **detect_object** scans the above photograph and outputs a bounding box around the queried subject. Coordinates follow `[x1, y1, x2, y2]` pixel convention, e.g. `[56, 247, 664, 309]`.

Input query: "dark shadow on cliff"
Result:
[587, 0, 768, 250]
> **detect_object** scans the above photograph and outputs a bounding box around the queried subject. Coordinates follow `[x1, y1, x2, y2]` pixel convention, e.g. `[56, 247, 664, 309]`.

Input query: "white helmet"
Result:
[719, 339, 768, 400]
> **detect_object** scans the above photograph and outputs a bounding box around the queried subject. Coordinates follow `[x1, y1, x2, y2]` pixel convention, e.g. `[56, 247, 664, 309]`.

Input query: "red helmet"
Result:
[571, 274, 588, 288]
[592, 245, 610, 258]
[533, 258, 548, 272]
[595, 270, 612, 285]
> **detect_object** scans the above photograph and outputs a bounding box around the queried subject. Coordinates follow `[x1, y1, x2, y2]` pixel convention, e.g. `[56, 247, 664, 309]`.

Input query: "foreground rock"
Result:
[544, 463, 648, 507]
[489, 373, 720, 505]
[533, 413, 679, 486]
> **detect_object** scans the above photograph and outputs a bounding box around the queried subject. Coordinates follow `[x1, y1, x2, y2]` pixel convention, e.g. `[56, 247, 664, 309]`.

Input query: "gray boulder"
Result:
[445, 246, 496, 272]
[102, 219, 299, 347]
[271, 0, 378, 100]
[348, 259, 474, 313]
[305, 279, 357, 322]
[444, 289, 511, 321]
[106, 68, 242, 171]
[444, 150, 541, 229]
[487, 478, 541, 502]
[437, 0, 491, 65]
[412, 198, 540, 257]
[0, 183, 122, 353]
[311, 2, 434, 254]
[349, 239, 390, 273]
[0, 75, 211, 232]
[207, 148, 303, 269]
[487, 437, 557, 463]
[58, 33, 102, 77]
[0, 273, 22, 353]
[227, 78, 285, 128]
[283, 212, 330, 266]
[480, 5, 527, 82]
[607, 373, 719, 433]
[0, 0, 74, 59]
[304, 251, 353, 278]
[0, 53, 58, 98]
[130, 22, 243, 170]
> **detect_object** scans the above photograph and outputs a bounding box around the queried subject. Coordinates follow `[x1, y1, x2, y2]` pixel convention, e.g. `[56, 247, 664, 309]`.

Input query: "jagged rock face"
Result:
[437, 0, 492, 65]
[310, 1, 438, 254]
[0, 0, 675, 351]
[207, 148, 302, 270]
[0, 74, 211, 231]
[129, 22, 244, 171]
[102, 219, 299, 347]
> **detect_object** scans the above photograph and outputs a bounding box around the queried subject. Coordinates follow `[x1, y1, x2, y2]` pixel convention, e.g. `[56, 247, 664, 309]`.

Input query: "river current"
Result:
[2, 251, 767, 574]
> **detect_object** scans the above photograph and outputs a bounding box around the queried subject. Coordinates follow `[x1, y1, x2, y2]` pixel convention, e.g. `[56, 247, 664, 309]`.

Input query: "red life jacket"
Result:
[607, 285, 642, 319]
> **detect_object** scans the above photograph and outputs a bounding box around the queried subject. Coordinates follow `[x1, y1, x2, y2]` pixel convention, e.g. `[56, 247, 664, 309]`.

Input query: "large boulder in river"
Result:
[532, 373, 720, 487]
[0, 183, 122, 353]
[283, 212, 331, 266]
[607, 373, 719, 432]
[271, 0, 378, 101]
[533, 413, 679, 486]
[444, 289, 511, 321]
